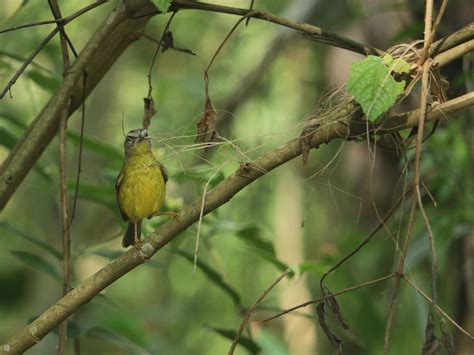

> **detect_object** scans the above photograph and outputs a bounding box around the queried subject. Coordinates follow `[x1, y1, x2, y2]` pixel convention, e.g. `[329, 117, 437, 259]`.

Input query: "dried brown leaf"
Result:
[299, 117, 320, 165]
[317, 301, 343, 354]
[327, 291, 349, 329]
[440, 320, 455, 355]
[195, 96, 217, 144]
[162, 31, 197, 56]
[422, 312, 440, 355]
[143, 97, 156, 130]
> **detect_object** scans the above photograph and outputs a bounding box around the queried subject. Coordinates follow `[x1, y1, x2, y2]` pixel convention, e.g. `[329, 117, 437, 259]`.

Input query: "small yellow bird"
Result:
[116, 128, 168, 248]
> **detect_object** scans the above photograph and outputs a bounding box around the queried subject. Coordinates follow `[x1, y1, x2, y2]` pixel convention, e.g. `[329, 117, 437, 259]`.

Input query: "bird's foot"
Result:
[134, 235, 144, 250]
[155, 211, 180, 220]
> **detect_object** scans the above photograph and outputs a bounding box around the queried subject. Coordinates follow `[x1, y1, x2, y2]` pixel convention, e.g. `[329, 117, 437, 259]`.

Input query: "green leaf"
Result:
[176, 250, 242, 307]
[86, 326, 150, 354]
[68, 181, 117, 212]
[390, 58, 411, 74]
[25, 70, 60, 92]
[290, 261, 328, 277]
[67, 132, 123, 166]
[152, 0, 171, 13]
[0, 111, 27, 129]
[383, 54, 410, 74]
[0, 127, 17, 149]
[0, 114, 51, 181]
[382, 54, 394, 66]
[347, 55, 406, 121]
[0, 221, 62, 259]
[257, 329, 289, 355]
[0, 113, 122, 169]
[0, 50, 58, 78]
[235, 226, 291, 275]
[205, 326, 261, 354]
[11, 250, 61, 281]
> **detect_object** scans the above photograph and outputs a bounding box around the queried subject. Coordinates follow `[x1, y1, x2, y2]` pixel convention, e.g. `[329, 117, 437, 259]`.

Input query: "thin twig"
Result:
[146, 12, 177, 99]
[245, 0, 254, 26]
[0, 0, 107, 34]
[0, 19, 64, 34]
[384, 1, 435, 352]
[194, 168, 221, 271]
[320, 186, 414, 290]
[431, 0, 448, 40]
[205, 12, 257, 73]
[402, 276, 474, 340]
[261, 274, 395, 324]
[228, 269, 290, 355]
[69, 73, 87, 226]
[418, 0, 435, 65]
[57, 99, 72, 355]
[0, 0, 106, 98]
[48, 0, 71, 68]
[0, 28, 59, 99]
[48, 0, 72, 352]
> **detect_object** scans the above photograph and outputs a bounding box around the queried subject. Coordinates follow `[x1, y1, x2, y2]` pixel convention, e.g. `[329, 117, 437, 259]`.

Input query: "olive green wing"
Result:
[159, 161, 168, 183]
[115, 169, 128, 222]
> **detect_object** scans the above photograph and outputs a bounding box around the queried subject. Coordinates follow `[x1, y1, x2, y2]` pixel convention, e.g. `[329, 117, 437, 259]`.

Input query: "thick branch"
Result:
[0, 92, 471, 355]
[170, 0, 382, 56]
[0, 0, 156, 211]
[434, 39, 474, 67]
[430, 22, 474, 55]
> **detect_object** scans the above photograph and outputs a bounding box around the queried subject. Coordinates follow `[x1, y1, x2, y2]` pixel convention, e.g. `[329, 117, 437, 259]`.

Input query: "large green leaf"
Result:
[347, 55, 406, 121]
[11, 250, 61, 281]
[176, 250, 242, 307]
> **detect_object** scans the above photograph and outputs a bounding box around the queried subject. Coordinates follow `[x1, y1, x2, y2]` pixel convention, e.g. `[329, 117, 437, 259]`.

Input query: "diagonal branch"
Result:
[0, 92, 472, 355]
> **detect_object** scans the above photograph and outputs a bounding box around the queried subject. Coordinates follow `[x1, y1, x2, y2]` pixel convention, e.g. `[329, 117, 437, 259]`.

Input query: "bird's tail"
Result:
[122, 220, 142, 248]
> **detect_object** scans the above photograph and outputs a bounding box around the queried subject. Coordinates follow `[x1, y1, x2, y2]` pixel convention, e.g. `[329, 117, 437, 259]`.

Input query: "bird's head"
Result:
[124, 128, 152, 156]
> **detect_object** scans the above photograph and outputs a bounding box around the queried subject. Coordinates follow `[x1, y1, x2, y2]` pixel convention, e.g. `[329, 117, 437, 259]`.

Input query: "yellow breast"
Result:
[118, 153, 166, 222]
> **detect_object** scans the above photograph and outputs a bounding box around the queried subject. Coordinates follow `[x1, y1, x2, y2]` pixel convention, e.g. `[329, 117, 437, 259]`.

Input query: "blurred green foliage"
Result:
[0, 0, 472, 354]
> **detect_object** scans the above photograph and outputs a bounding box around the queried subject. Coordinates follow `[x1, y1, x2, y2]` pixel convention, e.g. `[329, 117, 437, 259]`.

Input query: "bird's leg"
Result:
[133, 223, 143, 249]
